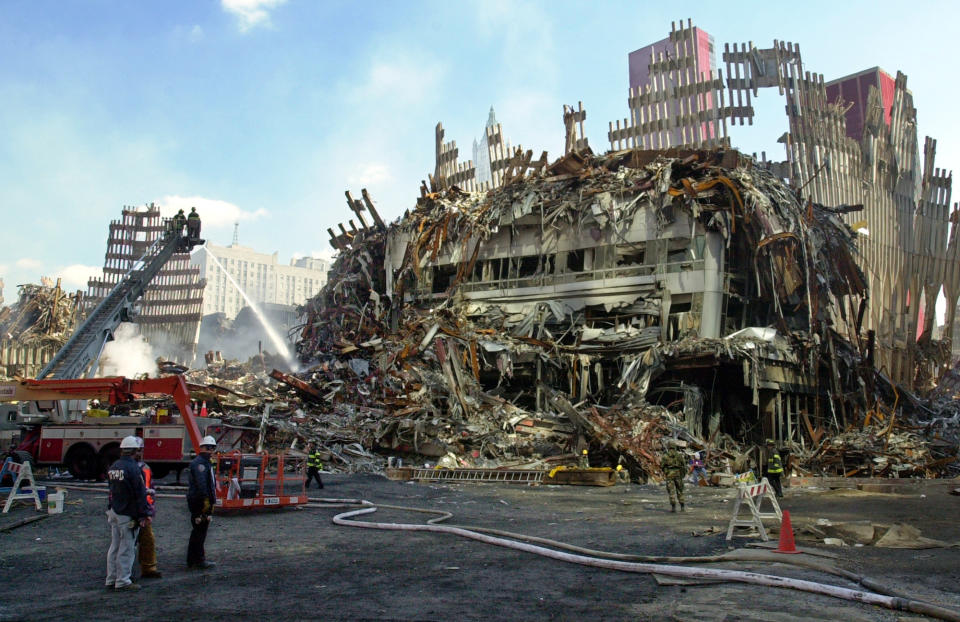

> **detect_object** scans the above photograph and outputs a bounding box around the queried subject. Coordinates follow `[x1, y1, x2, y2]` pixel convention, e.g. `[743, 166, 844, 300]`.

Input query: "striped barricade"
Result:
[1, 458, 43, 514]
[725, 476, 782, 541]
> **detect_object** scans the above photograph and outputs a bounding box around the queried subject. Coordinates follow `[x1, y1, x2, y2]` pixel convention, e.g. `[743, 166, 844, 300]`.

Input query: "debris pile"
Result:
[178, 147, 956, 479]
[0, 280, 85, 378]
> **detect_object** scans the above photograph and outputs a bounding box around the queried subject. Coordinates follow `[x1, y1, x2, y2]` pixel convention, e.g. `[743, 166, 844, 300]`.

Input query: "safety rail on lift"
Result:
[214, 451, 308, 510]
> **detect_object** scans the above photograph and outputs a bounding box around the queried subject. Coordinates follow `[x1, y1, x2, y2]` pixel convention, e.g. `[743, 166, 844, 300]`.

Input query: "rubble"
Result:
[0, 279, 84, 378]
[136, 147, 958, 480]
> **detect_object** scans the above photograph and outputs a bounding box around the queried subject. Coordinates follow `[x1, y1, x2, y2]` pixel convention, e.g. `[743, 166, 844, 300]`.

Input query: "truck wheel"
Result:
[65, 444, 97, 480]
[98, 443, 121, 479]
[150, 465, 171, 479]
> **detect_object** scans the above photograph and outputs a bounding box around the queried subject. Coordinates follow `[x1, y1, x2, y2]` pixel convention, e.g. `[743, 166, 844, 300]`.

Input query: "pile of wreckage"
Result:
[0, 279, 84, 378]
[192, 148, 959, 481]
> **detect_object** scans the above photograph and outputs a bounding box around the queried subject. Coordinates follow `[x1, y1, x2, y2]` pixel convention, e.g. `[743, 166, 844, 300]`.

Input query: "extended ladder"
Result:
[409, 468, 545, 484]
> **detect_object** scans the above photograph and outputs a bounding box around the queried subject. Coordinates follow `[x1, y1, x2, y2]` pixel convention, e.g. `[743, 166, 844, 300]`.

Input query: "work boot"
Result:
[114, 582, 141, 592]
[188, 561, 217, 570]
[141, 570, 163, 579]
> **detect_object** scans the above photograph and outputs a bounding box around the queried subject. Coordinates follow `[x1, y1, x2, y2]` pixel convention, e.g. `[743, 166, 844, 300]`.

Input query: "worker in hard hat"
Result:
[173, 209, 187, 236]
[186, 435, 218, 570]
[305, 442, 324, 490]
[135, 437, 162, 579]
[105, 435, 151, 591]
[186, 206, 201, 239]
[578, 448, 590, 469]
[764, 439, 784, 498]
[660, 439, 687, 513]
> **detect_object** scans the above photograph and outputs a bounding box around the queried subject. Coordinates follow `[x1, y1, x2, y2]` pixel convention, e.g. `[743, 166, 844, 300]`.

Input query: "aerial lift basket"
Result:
[214, 451, 307, 511]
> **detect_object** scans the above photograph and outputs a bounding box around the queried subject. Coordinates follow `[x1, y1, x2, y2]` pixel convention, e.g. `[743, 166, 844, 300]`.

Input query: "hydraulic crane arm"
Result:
[8, 375, 203, 450]
[38, 225, 203, 380]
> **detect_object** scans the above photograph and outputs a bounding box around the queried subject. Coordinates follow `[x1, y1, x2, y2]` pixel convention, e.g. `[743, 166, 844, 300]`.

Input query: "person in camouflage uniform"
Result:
[661, 439, 687, 512]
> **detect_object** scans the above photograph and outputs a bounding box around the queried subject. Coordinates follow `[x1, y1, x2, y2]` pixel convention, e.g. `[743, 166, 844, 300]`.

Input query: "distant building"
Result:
[85, 204, 205, 363]
[191, 242, 329, 320]
[472, 106, 509, 186]
[825, 67, 897, 140]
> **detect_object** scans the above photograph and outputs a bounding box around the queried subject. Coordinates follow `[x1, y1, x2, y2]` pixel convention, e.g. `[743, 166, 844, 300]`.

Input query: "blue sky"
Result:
[1, 0, 958, 307]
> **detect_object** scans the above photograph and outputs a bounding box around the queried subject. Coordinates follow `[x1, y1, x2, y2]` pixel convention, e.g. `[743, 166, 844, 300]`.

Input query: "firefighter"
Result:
[186, 435, 218, 570]
[135, 437, 162, 579]
[186, 207, 201, 239]
[765, 439, 784, 498]
[578, 448, 590, 469]
[305, 443, 324, 489]
[660, 439, 687, 513]
[105, 436, 150, 591]
[173, 209, 186, 236]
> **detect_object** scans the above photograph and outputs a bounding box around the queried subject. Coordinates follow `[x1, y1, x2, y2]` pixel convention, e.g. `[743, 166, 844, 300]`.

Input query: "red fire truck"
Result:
[1, 220, 306, 508]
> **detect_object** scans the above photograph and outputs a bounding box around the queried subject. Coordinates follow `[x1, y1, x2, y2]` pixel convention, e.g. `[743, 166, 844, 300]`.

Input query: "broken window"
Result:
[431, 264, 457, 294]
[566, 249, 585, 272]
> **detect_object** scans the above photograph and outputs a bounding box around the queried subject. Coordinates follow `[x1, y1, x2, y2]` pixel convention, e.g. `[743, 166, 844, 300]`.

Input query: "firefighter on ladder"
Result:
[305, 443, 324, 489]
[186, 206, 201, 239]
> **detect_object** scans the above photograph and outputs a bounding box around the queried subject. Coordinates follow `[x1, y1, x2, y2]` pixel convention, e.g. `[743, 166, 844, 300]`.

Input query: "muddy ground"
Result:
[2, 473, 960, 622]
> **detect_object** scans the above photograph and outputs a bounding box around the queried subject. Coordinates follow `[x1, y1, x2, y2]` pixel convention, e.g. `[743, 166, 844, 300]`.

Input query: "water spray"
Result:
[202, 246, 298, 370]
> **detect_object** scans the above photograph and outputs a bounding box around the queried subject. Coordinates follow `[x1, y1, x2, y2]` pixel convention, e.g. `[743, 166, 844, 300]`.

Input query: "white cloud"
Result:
[221, 0, 286, 32]
[15, 258, 43, 270]
[156, 195, 268, 229]
[172, 24, 204, 43]
[56, 264, 102, 292]
[347, 163, 393, 186]
[349, 55, 447, 104]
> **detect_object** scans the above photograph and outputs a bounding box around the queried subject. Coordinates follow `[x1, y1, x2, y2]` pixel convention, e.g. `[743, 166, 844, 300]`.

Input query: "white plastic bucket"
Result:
[47, 490, 66, 514]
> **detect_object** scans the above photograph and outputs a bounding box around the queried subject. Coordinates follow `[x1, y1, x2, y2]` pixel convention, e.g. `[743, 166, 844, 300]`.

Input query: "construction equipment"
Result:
[1, 375, 306, 509]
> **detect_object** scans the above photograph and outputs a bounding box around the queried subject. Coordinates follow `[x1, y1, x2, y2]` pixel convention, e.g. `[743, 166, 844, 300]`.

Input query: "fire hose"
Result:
[308, 497, 960, 622]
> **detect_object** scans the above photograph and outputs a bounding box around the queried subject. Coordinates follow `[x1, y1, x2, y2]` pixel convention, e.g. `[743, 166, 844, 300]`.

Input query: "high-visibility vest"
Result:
[141, 463, 155, 510]
[767, 452, 783, 474]
[308, 451, 323, 469]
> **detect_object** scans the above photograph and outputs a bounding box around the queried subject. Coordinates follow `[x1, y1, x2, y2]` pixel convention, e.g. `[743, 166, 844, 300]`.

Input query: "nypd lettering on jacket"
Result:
[108, 468, 126, 481]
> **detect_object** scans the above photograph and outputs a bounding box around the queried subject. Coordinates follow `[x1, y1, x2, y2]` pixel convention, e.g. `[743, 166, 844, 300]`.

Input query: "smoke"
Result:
[98, 323, 156, 378]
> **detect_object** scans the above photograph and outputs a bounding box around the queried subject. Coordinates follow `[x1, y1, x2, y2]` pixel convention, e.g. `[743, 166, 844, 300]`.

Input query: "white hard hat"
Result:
[120, 436, 140, 450]
[135, 436, 145, 449]
[200, 435, 217, 448]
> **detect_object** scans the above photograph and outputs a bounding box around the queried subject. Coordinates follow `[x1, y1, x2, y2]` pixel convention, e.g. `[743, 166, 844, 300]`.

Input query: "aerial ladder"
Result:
[38, 222, 203, 380]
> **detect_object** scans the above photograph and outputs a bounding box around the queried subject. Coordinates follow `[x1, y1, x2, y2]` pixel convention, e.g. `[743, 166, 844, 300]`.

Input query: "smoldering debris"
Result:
[0, 280, 85, 378]
[177, 148, 957, 480]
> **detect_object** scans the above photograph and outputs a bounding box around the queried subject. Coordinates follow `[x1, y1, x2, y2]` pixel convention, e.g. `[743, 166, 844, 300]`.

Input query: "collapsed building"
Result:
[0, 279, 84, 378]
[279, 22, 960, 479]
[283, 145, 956, 481]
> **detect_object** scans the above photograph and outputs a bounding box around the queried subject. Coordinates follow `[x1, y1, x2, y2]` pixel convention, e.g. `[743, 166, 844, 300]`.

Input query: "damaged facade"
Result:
[291, 139, 938, 481]
[281, 22, 960, 479]
[84, 204, 206, 363]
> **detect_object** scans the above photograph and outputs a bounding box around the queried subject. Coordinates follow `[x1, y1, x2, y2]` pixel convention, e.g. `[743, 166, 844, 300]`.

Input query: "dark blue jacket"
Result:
[107, 455, 149, 519]
[187, 453, 216, 504]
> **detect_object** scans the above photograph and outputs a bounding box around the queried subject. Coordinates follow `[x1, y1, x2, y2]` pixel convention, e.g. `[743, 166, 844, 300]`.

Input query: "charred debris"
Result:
[61, 147, 958, 482]
[243, 146, 953, 481]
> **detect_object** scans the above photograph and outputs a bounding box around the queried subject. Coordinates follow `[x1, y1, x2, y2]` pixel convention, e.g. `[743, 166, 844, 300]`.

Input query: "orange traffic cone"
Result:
[774, 510, 800, 554]
[200, 401, 208, 417]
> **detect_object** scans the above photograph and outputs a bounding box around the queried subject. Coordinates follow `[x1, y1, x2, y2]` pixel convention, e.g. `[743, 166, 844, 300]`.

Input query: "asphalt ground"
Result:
[1, 473, 959, 621]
